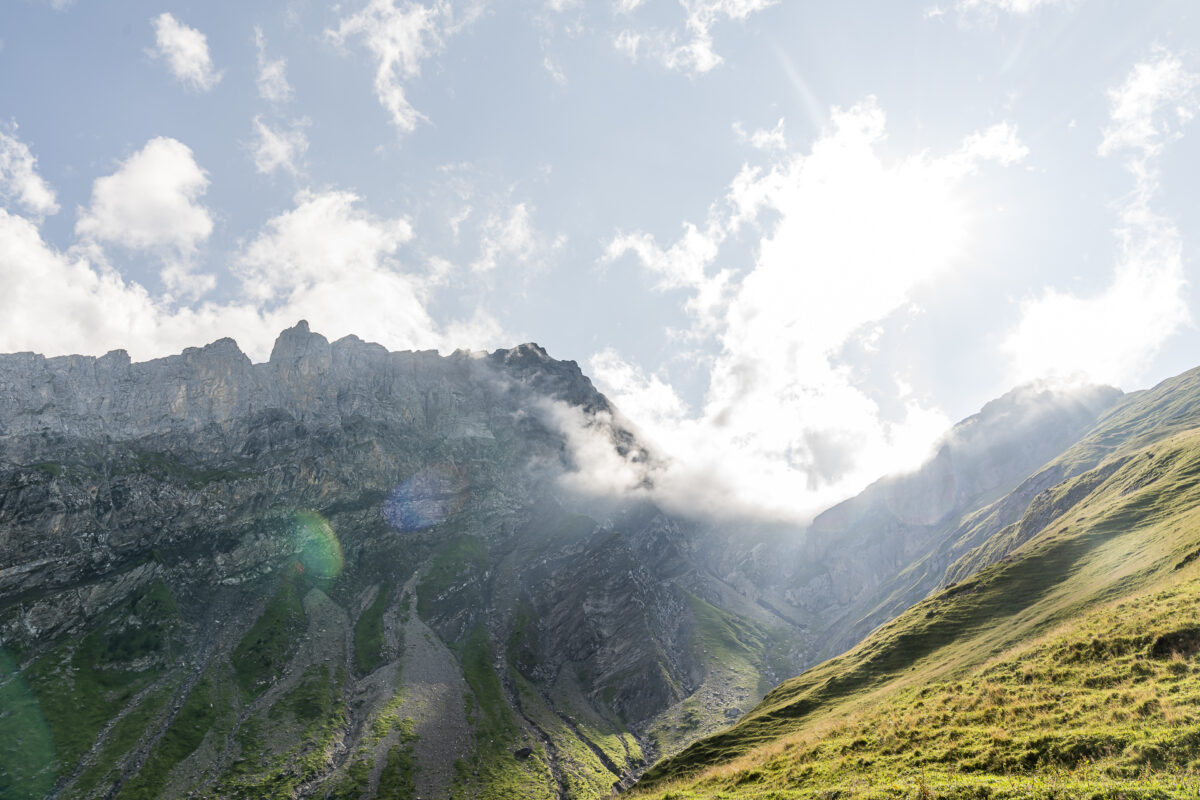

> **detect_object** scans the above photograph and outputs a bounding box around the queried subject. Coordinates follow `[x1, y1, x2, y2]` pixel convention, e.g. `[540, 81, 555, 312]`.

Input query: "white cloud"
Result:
[0, 125, 59, 218]
[228, 190, 503, 356]
[252, 116, 309, 175]
[327, 0, 458, 136]
[592, 99, 1027, 520]
[0, 190, 503, 363]
[543, 399, 652, 497]
[1003, 51, 1198, 387]
[0, 209, 168, 358]
[255, 27, 293, 103]
[236, 189, 413, 300]
[75, 137, 215, 297]
[150, 13, 222, 92]
[958, 121, 1029, 166]
[544, 55, 567, 85]
[614, 29, 641, 60]
[1099, 52, 1200, 161]
[615, 0, 778, 74]
[76, 137, 212, 253]
[605, 221, 730, 333]
[473, 202, 564, 274]
[734, 118, 788, 151]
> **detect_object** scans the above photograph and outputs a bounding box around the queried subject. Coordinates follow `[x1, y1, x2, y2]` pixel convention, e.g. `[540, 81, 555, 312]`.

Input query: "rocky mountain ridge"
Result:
[0, 323, 799, 800]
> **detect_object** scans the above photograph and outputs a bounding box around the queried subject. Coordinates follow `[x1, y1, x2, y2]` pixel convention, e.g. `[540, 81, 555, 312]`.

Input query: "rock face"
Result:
[0, 323, 800, 800]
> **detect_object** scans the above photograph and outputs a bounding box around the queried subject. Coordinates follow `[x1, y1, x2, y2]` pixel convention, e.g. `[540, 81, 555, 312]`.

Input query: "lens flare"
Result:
[293, 510, 344, 581]
[383, 464, 468, 532]
[0, 649, 55, 799]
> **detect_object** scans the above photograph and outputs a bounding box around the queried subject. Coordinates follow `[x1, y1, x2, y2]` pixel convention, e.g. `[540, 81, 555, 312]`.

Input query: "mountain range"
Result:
[3, 323, 1196, 799]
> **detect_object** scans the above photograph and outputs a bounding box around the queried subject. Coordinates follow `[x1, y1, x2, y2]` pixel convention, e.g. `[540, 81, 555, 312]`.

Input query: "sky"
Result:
[2, 0, 1200, 520]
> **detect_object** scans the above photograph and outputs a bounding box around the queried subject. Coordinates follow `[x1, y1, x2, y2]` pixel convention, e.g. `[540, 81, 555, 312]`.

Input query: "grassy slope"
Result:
[455, 623, 556, 800]
[634, 373, 1200, 799]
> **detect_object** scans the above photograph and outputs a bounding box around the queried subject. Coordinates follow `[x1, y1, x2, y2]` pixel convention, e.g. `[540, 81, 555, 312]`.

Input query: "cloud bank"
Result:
[1, 157, 503, 362]
[585, 101, 1028, 521]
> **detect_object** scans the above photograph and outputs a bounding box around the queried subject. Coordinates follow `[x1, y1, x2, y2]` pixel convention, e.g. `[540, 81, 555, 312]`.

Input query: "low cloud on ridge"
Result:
[563, 101, 1030, 523]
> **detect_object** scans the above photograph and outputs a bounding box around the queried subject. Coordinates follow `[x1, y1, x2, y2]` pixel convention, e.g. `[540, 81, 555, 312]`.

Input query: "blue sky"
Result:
[2, 0, 1199, 518]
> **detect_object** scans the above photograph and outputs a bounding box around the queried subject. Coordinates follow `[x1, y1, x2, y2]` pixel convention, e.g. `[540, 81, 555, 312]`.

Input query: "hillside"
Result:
[633, 367, 1200, 798]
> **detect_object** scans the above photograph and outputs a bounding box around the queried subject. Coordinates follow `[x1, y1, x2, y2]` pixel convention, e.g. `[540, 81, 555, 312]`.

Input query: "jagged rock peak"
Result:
[179, 337, 250, 369]
[269, 320, 331, 368]
[489, 342, 609, 415]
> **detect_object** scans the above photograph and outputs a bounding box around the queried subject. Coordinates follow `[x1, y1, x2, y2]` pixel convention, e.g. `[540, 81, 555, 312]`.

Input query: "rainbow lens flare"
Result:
[383, 464, 468, 532]
[293, 510, 344, 581]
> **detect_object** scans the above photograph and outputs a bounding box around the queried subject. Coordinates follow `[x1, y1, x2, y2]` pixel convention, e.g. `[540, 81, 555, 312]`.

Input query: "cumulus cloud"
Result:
[592, 99, 1028, 521]
[327, 0, 472, 136]
[0, 125, 59, 218]
[255, 27, 293, 103]
[252, 116, 309, 175]
[0, 189, 503, 362]
[0, 209, 167, 357]
[75, 138, 212, 253]
[615, 0, 778, 74]
[150, 13, 222, 92]
[75, 137, 214, 297]
[1003, 50, 1198, 387]
[236, 190, 414, 302]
